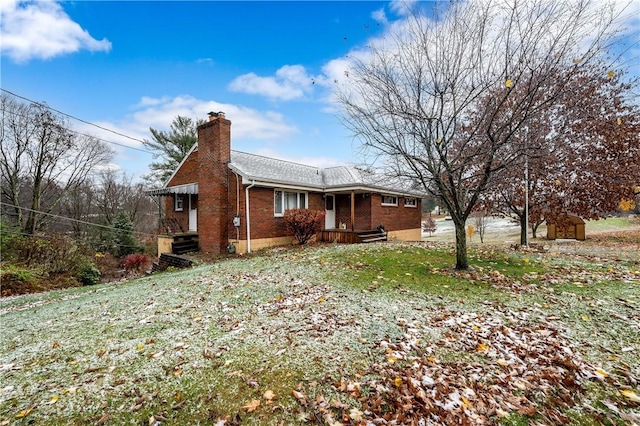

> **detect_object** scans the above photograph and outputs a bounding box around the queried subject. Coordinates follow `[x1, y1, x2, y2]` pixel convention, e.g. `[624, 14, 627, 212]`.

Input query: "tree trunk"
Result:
[454, 220, 469, 270]
[519, 214, 527, 246]
[531, 221, 542, 238]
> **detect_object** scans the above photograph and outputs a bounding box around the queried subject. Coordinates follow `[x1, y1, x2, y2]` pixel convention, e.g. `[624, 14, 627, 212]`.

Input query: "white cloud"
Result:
[76, 95, 299, 152]
[72, 95, 301, 179]
[0, 0, 111, 63]
[371, 8, 388, 25]
[228, 65, 319, 101]
[388, 0, 417, 17]
[129, 95, 299, 140]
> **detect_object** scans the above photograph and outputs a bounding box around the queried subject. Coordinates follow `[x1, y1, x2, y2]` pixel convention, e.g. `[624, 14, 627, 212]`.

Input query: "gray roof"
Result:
[228, 150, 424, 196]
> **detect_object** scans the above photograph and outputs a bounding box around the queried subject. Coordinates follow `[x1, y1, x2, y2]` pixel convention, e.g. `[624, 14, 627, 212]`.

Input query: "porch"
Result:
[319, 228, 387, 244]
[158, 232, 199, 255]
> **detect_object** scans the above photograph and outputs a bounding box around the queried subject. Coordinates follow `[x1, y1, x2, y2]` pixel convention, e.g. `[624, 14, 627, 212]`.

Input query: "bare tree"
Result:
[1, 94, 113, 233]
[63, 180, 95, 238]
[335, 0, 627, 269]
[422, 216, 437, 237]
[472, 213, 489, 244]
[93, 169, 158, 236]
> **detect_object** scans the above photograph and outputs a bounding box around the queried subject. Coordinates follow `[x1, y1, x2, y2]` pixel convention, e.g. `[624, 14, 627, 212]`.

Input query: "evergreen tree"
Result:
[143, 116, 204, 185]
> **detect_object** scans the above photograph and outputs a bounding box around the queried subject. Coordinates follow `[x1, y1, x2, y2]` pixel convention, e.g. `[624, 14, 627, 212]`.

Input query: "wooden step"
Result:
[357, 229, 387, 243]
[153, 253, 193, 272]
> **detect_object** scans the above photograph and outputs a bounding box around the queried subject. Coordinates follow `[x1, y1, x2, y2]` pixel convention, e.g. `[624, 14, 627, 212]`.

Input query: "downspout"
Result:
[235, 173, 240, 243]
[245, 180, 256, 253]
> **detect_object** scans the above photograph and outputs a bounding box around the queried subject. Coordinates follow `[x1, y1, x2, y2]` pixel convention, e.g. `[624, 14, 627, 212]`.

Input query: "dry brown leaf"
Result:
[15, 407, 33, 418]
[96, 413, 110, 424]
[243, 399, 261, 413]
[621, 389, 640, 403]
[263, 390, 275, 401]
[292, 390, 307, 404]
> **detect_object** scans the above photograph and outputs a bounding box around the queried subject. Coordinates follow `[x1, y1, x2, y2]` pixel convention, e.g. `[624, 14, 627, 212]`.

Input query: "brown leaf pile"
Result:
[308, 306, 639, 425]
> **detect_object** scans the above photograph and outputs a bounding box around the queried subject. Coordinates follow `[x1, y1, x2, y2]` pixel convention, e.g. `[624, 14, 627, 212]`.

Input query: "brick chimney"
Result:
[197, 112, 231, 254]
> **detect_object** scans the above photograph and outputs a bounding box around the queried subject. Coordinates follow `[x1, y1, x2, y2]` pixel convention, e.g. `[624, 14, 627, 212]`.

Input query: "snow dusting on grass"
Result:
[1, 241, 639, 425]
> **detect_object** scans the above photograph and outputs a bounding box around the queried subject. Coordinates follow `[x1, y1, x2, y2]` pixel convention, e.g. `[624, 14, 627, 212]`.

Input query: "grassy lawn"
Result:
[1, 236, 639, 425]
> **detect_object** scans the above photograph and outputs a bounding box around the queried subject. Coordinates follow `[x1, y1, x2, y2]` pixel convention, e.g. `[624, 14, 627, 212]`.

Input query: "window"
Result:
[274, 189, 308, 216]
[404, 197, 417, 208]
[175, 194, 184, 211]
[381, 195, 398, 206]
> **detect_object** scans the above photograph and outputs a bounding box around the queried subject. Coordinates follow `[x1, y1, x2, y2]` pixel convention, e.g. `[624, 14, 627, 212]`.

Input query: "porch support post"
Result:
[350, 190, 355, 231]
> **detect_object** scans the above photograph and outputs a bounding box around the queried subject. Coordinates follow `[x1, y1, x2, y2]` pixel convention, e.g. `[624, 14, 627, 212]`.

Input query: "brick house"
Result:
[147, 112, 424, 255]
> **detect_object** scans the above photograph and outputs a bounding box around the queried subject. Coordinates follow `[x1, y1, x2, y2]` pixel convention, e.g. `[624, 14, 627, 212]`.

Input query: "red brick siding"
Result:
[227, 172, 244, 240]
[167, 151, 199, 187]
[164, 195, 189, 232]
[370, 194, 421, 231]
[239, 187, 324, 239]
[335, 193, 372, 230]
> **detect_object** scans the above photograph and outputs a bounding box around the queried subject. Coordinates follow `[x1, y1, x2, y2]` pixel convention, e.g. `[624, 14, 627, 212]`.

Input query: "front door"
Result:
[188, 194, 197, 232]
[325, 194, 335, 229]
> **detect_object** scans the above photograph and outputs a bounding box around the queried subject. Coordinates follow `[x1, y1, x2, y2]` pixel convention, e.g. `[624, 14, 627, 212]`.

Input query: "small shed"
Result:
[546, 214, 586, 241]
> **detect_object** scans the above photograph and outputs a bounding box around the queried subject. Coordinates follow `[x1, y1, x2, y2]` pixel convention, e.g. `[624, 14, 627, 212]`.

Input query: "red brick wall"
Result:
[163, 148, 198, 234]
[197, 116, 231, 254]
[370, 194, 421, 231]
[228, 172, 244, 241]
[167, 151, 198, 187]
[235, 187, 325, 240]
[335, 193, 372, 230]
[164, 195, 189, 232]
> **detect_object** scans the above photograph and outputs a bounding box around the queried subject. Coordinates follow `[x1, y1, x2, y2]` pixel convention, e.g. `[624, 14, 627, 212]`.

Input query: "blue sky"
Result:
[1, 0, 639, 184]
[1, 0, 408, 181]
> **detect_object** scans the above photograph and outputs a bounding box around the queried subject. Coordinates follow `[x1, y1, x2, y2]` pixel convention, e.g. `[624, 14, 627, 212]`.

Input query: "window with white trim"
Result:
[175, 194, 184, 211]
[274, 189, 308, 216]
[404, 197, 417, 208]
[381, 195, 398, 206]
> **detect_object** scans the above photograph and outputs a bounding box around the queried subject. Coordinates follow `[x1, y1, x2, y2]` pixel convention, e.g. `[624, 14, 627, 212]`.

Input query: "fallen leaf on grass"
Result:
[96, 413, 110, 424]
[476, 342, 490, 353]
[292, 390, 307, 405]
[15, 407, 33, 418]
[263, 390, 276, 401]
[621, 389, 640, 403]
[349, 407, 364, 421]
[243, 399, 260, 412]
[594, 368, 609, 379]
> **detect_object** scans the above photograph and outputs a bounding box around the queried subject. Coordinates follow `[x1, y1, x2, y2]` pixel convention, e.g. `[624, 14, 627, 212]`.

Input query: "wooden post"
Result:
[350, 191, 355, 231]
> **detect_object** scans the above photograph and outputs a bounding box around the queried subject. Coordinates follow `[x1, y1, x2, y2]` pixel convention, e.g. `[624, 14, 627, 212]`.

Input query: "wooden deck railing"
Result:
[319, 229, 362, 244]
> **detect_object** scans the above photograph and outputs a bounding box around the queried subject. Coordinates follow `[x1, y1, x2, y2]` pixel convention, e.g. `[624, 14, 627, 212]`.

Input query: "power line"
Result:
[0, 106, 156, 155]
[0, 202, 158, 238]
[0, 88, 154, 152]
[1, 229, 152, 249]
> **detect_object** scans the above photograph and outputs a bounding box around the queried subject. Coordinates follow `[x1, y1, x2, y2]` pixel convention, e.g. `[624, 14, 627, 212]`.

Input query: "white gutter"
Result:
[245, 180, 256, 253]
